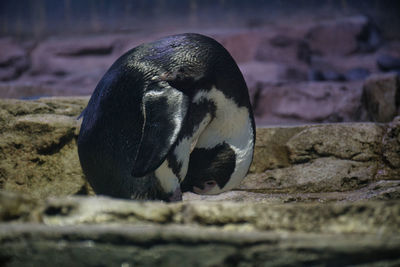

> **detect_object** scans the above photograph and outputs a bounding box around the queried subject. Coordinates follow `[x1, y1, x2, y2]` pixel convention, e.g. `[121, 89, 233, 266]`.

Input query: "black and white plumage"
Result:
[77, 33, 255, 202]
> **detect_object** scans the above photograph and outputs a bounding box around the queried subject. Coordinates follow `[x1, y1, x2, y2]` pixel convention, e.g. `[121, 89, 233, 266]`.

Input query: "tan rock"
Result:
[286, 123, 384, 163]
[186, 180, 400, 203]
[246, 122, 399, 193]
[249, 126, 304, 173]
[244, 158, 377, 193]
[0, 97, 88, 199]
[1, 191, 399, 235]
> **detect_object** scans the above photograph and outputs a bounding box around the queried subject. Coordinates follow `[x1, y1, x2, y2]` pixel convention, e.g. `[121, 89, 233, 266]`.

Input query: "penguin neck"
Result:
[193, 87, 253, 146]
[193, 86, 255, 191]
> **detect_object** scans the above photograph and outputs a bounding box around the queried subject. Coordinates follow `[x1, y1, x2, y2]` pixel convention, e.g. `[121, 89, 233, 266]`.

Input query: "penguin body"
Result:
[77, 33, 255, 201]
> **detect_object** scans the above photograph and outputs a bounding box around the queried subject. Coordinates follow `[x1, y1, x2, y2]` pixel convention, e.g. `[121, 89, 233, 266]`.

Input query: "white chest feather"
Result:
[193, 87, 254, 192]
[155, 87, 254, 195]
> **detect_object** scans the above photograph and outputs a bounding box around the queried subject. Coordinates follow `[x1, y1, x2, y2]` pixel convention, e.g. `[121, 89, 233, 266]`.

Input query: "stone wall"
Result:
[1, 15, 399, 126]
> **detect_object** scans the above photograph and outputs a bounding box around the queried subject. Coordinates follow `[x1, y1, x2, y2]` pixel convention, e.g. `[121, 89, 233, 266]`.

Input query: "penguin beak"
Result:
[167, 186, 182, 202]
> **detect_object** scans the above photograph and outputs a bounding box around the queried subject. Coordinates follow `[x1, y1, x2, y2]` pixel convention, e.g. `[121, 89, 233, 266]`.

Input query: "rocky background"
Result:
[1, 2, 400, 126]
[1, 0, 400, 266]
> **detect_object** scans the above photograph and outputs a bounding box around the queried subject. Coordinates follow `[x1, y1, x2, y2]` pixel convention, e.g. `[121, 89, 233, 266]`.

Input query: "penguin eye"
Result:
[205, 180, 216, 186]
[166, 76, 195, 92]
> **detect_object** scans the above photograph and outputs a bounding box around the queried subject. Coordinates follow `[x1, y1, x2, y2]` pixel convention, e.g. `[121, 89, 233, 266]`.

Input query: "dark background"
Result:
[1, 0, 399, 39]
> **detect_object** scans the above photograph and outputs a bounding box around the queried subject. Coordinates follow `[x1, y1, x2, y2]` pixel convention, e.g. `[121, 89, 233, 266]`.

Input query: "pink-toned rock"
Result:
[29, 35, 121, 76]
[253, 81, 365, 125]
[255, 34, 309, 67]
[305, 16, 373, 56]
[0, 82, 55, 99]
[310, 53, 379, 77]
[213, 31, 264, 63]
[239, 62, 307, 104]
[0, 38, 30, 81]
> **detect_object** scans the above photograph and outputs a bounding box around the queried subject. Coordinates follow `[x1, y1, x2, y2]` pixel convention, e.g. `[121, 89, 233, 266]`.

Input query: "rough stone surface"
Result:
[0, 192, 400, 266]
[0, 192, 399, 234]
[286, 123, 383, 163]
[252, 81, 365, 125]
[0, 97, 88, 199]
[0, 38, 30, 81]
[244, 123, 400, 193]
[213, 31, 263, 63]
[1, 223, 399, 267]
[309, 54, 378, 81]
[362, 72, 400, 122]
[185, 180, 400, 203]
[305, 16, 377, 56]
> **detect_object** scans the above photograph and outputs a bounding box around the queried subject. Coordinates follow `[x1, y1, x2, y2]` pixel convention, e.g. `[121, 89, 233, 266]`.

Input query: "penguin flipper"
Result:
[77, 107, 86, 120]
[132, 82, 188, 177]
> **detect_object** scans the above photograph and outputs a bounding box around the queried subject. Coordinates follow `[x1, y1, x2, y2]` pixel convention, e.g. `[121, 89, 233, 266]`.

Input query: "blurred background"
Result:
[1, 0, 400, 125]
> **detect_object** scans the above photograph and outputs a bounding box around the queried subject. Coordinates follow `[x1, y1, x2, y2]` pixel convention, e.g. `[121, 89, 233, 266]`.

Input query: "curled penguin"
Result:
[77, 33, 255, 202]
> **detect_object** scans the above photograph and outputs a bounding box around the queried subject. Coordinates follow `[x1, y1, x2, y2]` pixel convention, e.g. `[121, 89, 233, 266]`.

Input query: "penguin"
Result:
[77, 33, 255, 202]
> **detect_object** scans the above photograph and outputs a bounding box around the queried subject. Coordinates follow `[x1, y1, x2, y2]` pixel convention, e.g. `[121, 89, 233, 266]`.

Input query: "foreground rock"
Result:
[0, 191, 399, 266]
[0, 97, 88, 199]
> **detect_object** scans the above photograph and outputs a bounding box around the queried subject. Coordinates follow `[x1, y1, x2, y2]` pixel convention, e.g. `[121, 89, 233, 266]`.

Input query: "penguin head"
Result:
[180, 175, 230, 195]
[182, 179, 220, 195]
[180, 143, 236, 195]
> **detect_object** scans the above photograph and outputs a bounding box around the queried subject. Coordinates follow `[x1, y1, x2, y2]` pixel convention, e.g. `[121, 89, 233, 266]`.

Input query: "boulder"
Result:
[362, 72, 400, 122]
[305, 15, 380, 57]
[243, 123, 400, 193]
[382, 117, 400, 169]
[255, 34, 308, 66]
[0, 97, 88, 199]
[29, 35, 119, 76]
[286, 123, 383, 163]
[309, 54, 378, 82]
[253, 81, 365, 125]
[213, 31, 264, 63]
[239, 62, 307, 104]
[0, 38, 30, 81]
